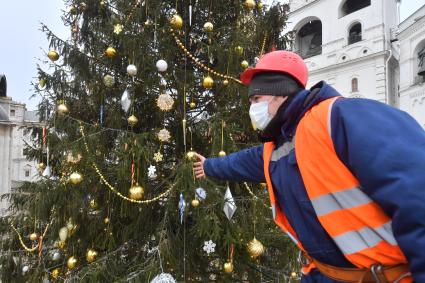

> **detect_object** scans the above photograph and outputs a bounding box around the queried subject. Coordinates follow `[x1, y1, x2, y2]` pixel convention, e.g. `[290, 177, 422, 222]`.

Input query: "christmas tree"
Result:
[0, 0, 300, 281]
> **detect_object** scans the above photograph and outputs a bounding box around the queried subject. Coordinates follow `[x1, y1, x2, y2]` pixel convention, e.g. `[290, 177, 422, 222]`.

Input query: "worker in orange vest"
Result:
[193, 50, 425, 282]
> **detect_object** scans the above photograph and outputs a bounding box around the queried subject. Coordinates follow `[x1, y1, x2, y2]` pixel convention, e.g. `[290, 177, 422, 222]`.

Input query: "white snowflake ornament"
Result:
[148, 165, 157, 179]
[203, 240, 216, 254]
[150, 272, 176, 283]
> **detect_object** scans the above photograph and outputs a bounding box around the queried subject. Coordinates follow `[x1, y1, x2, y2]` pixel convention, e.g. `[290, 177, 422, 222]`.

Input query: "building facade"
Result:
[283, 0, 425, 127]
[398, 6, 425, 127]
[0, 75, 40, 215]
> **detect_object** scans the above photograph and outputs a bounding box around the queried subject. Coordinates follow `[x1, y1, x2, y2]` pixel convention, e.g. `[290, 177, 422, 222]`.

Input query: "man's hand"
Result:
[193, 153, 206, 178]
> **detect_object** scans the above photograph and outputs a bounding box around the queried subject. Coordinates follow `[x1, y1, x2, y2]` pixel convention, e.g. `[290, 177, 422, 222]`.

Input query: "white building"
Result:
[283, 0, 425, 127]
[398, 5, 425, 127]
[0, 75, 40, 215]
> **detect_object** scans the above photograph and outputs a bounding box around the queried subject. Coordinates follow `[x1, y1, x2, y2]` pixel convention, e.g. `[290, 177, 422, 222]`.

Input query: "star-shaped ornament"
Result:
[153, 152, 163, 162]
[114, 24, 123, 34]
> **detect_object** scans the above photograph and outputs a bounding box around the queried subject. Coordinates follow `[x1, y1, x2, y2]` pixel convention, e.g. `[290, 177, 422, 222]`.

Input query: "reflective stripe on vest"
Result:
[294, 97, 409, 270]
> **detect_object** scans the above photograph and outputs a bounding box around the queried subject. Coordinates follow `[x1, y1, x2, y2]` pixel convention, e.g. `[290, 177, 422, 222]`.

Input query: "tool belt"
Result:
[299, 252, 411, 283]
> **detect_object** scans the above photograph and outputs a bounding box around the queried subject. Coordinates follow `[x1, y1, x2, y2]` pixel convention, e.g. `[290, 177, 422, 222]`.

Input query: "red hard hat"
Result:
[240, 50, 308, 87]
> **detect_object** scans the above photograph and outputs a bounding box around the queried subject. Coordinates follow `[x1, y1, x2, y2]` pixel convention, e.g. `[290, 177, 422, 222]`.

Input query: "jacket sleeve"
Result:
[203, 145, 265, 183]
[331, 98, 425, 282]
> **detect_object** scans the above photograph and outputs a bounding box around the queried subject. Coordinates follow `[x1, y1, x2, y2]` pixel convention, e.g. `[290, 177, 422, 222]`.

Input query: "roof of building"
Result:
[399, 4, 425, 32]
[24, 110, 39, 122]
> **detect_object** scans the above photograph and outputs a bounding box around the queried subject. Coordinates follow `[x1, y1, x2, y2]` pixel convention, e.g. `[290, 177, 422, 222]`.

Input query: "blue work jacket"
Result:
[204, 82, 425, 282]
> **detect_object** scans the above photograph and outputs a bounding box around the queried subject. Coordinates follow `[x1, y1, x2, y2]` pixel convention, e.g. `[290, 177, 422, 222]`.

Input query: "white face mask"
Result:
[249, 98, 274, 131]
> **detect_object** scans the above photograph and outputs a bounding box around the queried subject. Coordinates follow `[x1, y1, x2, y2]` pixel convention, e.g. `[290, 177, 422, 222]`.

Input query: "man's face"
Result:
[249, 95, 288, 116]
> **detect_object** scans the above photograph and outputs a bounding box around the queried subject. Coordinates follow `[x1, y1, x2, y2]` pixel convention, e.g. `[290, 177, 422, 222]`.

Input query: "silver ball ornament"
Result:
[52, 252, 61, 261]
[22, 265, 29, 274]
[126, 64, 138, 77]
[156, 60, 168, 72]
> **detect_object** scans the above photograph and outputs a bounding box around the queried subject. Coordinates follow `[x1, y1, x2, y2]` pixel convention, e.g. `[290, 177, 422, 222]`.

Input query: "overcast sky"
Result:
[1, 1, 424, 111]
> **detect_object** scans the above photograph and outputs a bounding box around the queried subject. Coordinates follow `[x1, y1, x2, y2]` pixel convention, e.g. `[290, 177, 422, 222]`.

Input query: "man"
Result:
[193, 50, 425, 282]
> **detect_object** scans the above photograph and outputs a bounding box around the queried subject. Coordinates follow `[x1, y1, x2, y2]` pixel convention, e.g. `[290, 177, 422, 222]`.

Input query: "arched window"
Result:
[413, 40, 425, 85]
[295, 20, 322, 59]
[351, 78, 358, 92]
[340, 0, 371, 18]
[418, 47, 425, 79]
[0, 75, 6, 97]
[348, 23, 362, 45]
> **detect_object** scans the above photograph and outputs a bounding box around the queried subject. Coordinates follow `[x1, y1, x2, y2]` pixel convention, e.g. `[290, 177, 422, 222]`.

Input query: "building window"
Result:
[10, 109, 15, 116]
[25, 170, 30, 177]
[295, 20, 322, 59]
[418, 47, 425, 80]
[414, 40, 425, 85]
[351, 78, 359, 92]
[340, 0, 371, 18]
[348, 23, 362, 45]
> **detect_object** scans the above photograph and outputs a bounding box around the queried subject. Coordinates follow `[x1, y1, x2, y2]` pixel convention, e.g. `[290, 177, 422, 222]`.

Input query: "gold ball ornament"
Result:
[257, 1, 263, 9]
[71, 25, 79, 34]
[89, 199, 97, 209]
[223, 79, 229, 86]
[218, 150, 227, 157]
[57, 103, 69, 114]
[127, 115, 138, 127]
[203, 22, 214, 32]
[58, 240, 66, 249]
[129, 183, 144, 200]
[47, 51, 59, 62]
[79, 2, 87, 12]
[51, 268, 60, 279]
[203, 76, 214, 89]
[246, 237, 266, 259]
[241, 60, 249, 69]
[291, 271, 298, 278]
[186, 150, 197, 161]
[223, 261, 234, 273]
[86, 249, 98, 263]
[67, 256, 78, 269]
[69, 172, 83, 184]
[105, 47, 117, 58]
[191, 199, 200, 207]
[170, 14, 183, 30]
[38, 162, 46, 171]
[29, 233, 38, 241]
[69, 6, 78, 15]
[235, 46, 244, 56]
[104, 217, 110, 224]
[38, 78, 46, 89]
[244, 0, 256, 10]
[189, 101, 196, 109]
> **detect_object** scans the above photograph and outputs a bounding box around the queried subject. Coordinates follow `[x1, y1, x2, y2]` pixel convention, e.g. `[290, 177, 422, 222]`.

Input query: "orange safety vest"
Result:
[263, 97, 412, 281]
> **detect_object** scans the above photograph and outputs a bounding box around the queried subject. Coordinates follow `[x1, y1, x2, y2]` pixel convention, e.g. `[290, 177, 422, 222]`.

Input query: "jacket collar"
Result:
[275, 81, 341, 145]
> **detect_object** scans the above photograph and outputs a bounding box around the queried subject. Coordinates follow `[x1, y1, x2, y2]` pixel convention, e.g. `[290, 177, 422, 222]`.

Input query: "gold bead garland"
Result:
[80, 125, 175, 204]
[171, 30, 242, 84]
[10, 219, 52, 252]
[243, 182, 269, 208]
